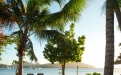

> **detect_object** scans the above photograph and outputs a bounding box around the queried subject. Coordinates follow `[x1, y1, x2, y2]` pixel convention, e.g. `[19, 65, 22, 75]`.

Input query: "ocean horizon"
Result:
[0, 68, 121, 75]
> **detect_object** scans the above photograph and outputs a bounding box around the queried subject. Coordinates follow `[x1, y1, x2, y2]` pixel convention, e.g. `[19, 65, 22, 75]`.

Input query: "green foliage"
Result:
[1, 0, 89, 75]
[86, 72, 101, 75]
[25, 38, 38, 62]
[114, 43, 121, 64]
[12, 60, 26, 65]
[12, 60, 18, 64]
[0, 36, 15, 61]
[43, 23, 86, 64]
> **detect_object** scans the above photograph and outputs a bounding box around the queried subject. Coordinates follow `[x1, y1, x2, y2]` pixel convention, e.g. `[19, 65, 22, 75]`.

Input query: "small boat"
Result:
[38, 68, 42, 70]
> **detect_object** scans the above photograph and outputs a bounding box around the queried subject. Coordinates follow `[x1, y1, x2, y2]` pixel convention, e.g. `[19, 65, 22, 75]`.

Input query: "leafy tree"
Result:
[0, 26, 15, 61]
[43, 23, 86, 75]
[0, 0, 89, 75]
[0, 36, 13, 61]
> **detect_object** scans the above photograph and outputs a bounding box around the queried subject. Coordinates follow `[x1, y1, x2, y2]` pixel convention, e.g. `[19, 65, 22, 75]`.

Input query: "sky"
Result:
[1, 0, 121, 68]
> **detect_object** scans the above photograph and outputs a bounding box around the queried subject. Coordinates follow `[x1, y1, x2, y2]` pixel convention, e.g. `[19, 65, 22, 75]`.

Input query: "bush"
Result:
[86, 72, 101, 75]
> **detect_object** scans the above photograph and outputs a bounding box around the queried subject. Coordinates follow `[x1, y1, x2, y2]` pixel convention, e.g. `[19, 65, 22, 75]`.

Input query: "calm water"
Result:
[0, 68, 121, 75]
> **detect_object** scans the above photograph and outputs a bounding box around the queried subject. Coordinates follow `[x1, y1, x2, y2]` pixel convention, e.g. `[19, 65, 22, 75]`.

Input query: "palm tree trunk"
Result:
[18, 27, 28, 75]
[18, 37, 25, 75]
[18, 54, 24, 75]
[104, 0, 114, 75]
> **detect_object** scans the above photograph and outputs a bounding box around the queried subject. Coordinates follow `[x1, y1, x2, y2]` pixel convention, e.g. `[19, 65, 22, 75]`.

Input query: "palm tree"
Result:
[1, 0, 89, 75]
[102, 0, 121, 75]
[104, 0, 114, 75]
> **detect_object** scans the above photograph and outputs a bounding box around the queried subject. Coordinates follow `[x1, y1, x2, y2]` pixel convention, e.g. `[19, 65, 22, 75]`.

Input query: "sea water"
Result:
[0, 68, 121, 75]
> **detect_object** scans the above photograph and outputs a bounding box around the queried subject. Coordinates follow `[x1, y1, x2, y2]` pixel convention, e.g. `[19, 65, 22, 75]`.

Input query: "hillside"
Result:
[42, 62, 95, 68]
[10, 62, 95, 68]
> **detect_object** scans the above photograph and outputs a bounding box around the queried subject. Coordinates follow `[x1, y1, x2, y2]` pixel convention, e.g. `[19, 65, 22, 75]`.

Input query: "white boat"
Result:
[38, 68, 42, 70]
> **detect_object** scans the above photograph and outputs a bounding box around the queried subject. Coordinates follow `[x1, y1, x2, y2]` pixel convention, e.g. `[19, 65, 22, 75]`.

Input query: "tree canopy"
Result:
[43, 23, 86, 64]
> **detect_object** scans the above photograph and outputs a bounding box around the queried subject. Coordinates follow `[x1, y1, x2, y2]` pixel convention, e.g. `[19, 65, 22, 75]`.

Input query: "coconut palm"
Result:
[1, 0, 89, 75]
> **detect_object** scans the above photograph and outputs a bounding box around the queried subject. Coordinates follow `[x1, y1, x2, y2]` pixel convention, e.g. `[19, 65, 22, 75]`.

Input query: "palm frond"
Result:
[51, 0, 88, 21]
[32, 0, 89, 32]
[34, 30, 66, 43]
[11, 30, 23, 37]
[0, 3, 15, 26]
[26, 38, 38, 63]
[102, 0, 121, 14]
[0, 0, 25, 30]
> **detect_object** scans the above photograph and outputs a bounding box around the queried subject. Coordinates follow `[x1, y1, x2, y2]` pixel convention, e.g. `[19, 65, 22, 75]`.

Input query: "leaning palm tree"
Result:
[1, 0, 89, 75]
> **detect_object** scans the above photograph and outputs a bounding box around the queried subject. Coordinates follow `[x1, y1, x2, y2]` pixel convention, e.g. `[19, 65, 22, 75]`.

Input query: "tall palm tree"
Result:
[102, 0, 121, 75]
[104, 0, 114, 75]
[1, 0, 89, 75]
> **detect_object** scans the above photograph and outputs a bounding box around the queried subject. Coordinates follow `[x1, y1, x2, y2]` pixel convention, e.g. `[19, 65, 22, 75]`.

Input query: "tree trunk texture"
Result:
[104, 0, 114, 75]
[18, 54, 24, 75]
[18, 36, 26, 75]
[62, 61, 66, 75]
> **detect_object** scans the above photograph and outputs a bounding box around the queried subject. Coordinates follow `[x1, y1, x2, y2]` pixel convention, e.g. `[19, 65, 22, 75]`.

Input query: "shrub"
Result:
[86, 72, 101, 75]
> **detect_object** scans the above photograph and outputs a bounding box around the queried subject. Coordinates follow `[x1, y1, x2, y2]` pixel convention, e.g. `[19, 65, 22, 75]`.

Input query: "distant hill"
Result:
[41, 62, 95, 68]
[10, 61, 95, 68]
[0, 64, 8, 68]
